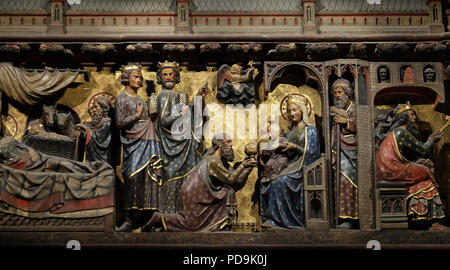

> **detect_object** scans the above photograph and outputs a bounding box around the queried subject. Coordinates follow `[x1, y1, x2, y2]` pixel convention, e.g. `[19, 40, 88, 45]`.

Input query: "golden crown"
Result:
[394, 101, 412, 115]
[157, 60, 179, 70]
[120, 63, 142, 72]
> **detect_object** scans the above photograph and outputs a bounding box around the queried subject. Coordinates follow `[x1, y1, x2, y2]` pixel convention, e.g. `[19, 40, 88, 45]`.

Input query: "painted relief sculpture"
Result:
[260, 94, 320, 229]
[75, 96, 113, 164]
[216, 62, 256, 106]
[142, 134, 257, 232]
[0, 117, 114, 218]
[375, 102, 449, 230]
[156, 61, 208, 214]
[24, 103, 76, 142]
[377, 66, 391, 83]
[423, 66, 436, 82]
[115, 64, 162, 232]
[330, 79, 359, 229]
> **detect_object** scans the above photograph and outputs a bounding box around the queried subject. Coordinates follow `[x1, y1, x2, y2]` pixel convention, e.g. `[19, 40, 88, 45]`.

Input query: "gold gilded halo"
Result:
[88, 92, 116, 117]
[280, 93, 312, 120]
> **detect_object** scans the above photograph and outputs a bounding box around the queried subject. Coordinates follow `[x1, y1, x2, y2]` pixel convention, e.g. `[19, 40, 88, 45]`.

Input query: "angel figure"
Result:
[216, 63, 256, 106]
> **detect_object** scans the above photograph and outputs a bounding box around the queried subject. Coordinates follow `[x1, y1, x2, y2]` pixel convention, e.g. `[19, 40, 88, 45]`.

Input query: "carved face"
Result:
[161, 67, 176, 90]
[129, 70, 143, 90]
[57, 113, 70, 130]
[332, 87, 350, 109]
[221, 138, 235, 162]
[424, 68, 436, 82]
[407, 109, 418, 123]
[332, 86, 346, 100]
[378, 68, 388, 81]
[230, 64, 242, 75]
[288, 103, 303, 124]
[42, 105, 56, 127]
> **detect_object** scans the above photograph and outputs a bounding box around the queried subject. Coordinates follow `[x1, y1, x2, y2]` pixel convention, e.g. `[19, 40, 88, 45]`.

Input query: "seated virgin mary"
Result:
[260, 94, 320, 229]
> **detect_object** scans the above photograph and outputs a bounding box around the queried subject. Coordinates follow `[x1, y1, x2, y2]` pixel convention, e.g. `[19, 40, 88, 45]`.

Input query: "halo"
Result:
[88, 92, 116, 117]
[280, 93, 312, 120]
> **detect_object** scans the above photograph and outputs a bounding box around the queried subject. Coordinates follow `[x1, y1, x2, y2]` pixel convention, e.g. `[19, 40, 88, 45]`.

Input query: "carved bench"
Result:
[376, 181, 408, 229]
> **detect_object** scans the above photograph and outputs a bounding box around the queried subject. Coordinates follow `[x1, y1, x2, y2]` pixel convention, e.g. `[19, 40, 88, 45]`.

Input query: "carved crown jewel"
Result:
[157, 60, 179, 70]
[121, 63, 142, 72]
[394, 101, 412, 115]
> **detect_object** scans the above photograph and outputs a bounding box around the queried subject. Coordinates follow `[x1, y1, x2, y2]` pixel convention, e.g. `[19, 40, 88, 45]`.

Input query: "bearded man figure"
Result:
[75, 96, 113, 164]
[375, 102, 448, 230]
[142, 134, 257, 232]
[330, 78, 359, 229]
[156, 61, 208, 214]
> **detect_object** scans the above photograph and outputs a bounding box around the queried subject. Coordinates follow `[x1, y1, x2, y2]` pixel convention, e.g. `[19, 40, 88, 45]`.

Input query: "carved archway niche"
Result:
[373, 86, 450, 222]
[264, 62, 325, 148]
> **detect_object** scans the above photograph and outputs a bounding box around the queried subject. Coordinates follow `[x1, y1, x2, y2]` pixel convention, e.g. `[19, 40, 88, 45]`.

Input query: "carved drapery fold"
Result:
[0, 62, 78, 107]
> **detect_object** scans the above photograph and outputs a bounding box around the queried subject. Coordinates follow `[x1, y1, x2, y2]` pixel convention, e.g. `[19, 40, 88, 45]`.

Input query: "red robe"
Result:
[376, 129, 442, 218]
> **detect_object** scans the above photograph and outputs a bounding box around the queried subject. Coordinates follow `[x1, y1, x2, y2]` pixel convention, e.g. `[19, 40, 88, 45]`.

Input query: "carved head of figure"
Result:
[378, 66, 390, 83]
[121, 63, 143, 90]
[91, 96, 111, 126]
[57, 111, 72, 131]
[375, 101, 420, 148]
[41, 104, 57, 128]
[331, 78, 354, 109]
[286, 95, 311, 127]
[156, 61, 181, 90]
[424, 66, 436, 82]
[393, 102, 420, 139]
[230, 64, 243, 75]
[210, 133, 234, 164]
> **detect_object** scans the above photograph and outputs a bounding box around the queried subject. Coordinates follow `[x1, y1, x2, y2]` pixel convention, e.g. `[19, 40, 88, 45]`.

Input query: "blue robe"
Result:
[156, 89, 204, 213]
[261, 124, 320, 229]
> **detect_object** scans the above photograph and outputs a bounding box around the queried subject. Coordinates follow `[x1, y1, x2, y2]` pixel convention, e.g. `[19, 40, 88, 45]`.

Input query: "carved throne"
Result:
[304, 154, 329, 230]
[376, 181, 408, 229]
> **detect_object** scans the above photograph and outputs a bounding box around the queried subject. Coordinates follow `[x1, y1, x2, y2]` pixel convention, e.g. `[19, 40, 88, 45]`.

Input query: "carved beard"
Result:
[333, 94, 350, 109]
[221, 145, 235, 163]
[406, 119, 421, 140]
[90, 110, 103, 127]
[163, 80, 175, 90]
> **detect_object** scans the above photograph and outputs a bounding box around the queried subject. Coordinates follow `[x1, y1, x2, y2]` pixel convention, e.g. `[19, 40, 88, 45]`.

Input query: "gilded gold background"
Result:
[6, 67, 449, 230]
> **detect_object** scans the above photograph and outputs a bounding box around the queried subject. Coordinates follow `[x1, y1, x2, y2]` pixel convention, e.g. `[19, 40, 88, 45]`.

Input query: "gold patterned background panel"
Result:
[58, 67, 123, 123]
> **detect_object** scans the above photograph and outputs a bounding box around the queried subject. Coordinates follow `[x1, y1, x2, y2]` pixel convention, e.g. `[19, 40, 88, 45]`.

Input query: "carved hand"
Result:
[197, 82, 209, 98]
[330, 107, 349, 118]
[241, 157, 257, 168]
[333, 115, 348, 124]
[282, 142, 297, 152]
[429, 130, 442, 143]
[27, 148, 39, 163]
[136, 101, 144, 118]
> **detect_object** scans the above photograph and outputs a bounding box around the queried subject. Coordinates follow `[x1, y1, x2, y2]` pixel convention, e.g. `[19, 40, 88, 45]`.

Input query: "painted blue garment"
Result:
[156, 89, 204, 213]
[115, 90, 163, 210]
[261, 124, 320, 229]
[120, 136, 162, 182]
